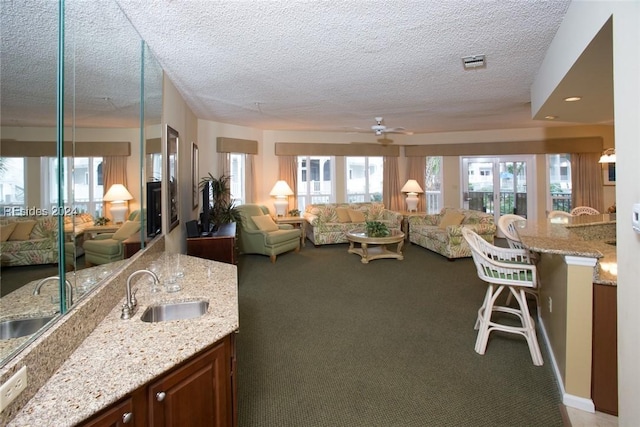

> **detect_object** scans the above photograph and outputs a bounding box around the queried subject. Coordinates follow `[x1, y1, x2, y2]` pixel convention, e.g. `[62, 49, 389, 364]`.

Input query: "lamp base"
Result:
[273, 198, 288, 217]
[109, 203, 128, 224]
[405, 193, 419, 212]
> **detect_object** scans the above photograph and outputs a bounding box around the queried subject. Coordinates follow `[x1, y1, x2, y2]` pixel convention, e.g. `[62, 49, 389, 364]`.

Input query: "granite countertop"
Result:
[514, 214, 617, 285]
[9, 253, 238, 427]
[0, 262, 126, 362]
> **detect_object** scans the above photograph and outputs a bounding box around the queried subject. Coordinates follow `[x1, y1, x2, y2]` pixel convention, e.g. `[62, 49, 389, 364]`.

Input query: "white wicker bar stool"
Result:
[462, 227, 543, 366]
[570, 206, 600, 216]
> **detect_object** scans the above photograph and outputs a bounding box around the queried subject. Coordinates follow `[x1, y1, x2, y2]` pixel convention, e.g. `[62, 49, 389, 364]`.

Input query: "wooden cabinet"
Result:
[82, 335, 236, 427]
[592, 283, 618, 415]
[187, 223, 237, 264]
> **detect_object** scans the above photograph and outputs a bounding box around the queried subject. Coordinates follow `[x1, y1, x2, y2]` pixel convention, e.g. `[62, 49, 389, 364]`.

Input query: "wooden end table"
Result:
[274, 216, 306, 247]
[346, 229, 405, 264]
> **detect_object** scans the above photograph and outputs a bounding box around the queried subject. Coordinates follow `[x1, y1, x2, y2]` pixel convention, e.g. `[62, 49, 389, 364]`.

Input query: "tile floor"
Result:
[566, 407, 618, 426]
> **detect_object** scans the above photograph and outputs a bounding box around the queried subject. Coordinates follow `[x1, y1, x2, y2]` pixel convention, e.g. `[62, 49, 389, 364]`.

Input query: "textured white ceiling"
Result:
[4, 1, 613, 134]
[116, 0, 580, 134]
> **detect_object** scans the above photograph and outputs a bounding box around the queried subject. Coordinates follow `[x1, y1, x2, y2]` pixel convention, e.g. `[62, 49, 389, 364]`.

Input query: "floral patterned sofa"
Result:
[408, 207, 496, 260]
[303, 202, 402, 246]
[0, 216, 59, 267]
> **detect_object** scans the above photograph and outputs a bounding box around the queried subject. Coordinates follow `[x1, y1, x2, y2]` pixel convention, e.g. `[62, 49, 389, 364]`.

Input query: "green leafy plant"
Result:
[366, 221, 389, 237]
[94, 217, 111, 226]
[288, 209, 300, 217]
[200, 173, 242, 227]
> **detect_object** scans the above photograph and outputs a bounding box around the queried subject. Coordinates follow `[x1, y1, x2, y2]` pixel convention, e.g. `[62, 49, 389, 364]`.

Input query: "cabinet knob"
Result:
[122, 412, 133, 423]
[156, 391, 166, 402]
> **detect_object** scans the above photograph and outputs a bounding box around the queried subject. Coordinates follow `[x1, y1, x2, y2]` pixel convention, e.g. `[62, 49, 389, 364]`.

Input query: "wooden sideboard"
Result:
[187, 222, 237, 264]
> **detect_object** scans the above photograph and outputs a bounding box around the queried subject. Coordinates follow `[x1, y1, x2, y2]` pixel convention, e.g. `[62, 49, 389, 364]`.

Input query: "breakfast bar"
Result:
[513, 214, 617, 415]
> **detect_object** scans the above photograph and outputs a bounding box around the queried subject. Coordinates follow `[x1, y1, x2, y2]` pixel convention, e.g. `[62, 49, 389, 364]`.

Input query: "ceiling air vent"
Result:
[462, 54, 486, 69]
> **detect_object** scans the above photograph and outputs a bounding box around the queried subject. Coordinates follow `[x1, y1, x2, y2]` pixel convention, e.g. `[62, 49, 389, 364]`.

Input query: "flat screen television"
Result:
[146, 181, 162, 237]
[200, 181, 213, 236]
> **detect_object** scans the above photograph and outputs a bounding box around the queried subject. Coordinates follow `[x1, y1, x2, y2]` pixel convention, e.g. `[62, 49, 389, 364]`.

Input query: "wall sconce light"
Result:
[269, 180, 294, 217]
[400, 179, 424, 212]
[103, 184, 133, 224]
[599, 148, 616, 163]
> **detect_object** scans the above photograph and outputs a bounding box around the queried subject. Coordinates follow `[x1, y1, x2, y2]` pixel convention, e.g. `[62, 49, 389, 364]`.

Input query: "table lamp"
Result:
[270, 180, 294, 217]
[103, 184, 133, 224]
[401, 179, 423, 212]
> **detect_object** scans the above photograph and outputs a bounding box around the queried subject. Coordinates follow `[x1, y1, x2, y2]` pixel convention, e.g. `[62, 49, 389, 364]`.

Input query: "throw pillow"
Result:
[335, 207, 352, 223]
[112, 220, 141, 241]
[438, 211, 465, 229]
[8, 220, 37, 241]
[251, 215, 279, 232]
[347, 209, 366, 223]
[1, 222, 17, 242]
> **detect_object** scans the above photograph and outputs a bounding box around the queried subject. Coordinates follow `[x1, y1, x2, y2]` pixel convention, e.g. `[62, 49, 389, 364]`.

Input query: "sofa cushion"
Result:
[112, 220, 141, 241]
[9, 220, 37, 241]
[265, 229, 301, 245]
[1, 223, 17, 242]
[83, 238, 122, 255]
[335, 207, 352, 223]
[348, 209, 366, 223]
[252, 215, 279, 232]
[438, 211, 465, 229]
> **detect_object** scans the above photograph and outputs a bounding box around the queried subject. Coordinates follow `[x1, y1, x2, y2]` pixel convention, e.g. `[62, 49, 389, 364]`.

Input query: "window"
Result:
[297, 156, 334, 211]
[45, 157, 104, 215]
[548, 154, 572, 212]
[425, 156, 443, 214]
[229, 153, 246, 205]
[0, 157, 26, 215]
[346, 157, 383, 203]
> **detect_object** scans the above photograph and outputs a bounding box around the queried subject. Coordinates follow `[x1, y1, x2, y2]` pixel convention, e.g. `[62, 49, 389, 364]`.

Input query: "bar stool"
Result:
[462, 227, 543, 366]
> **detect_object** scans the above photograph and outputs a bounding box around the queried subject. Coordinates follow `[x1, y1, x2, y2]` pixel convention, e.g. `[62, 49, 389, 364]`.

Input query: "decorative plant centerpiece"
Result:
[94, 217, 111, 226]
[288, 209, 301, 217]
[366, 221, 389, 237]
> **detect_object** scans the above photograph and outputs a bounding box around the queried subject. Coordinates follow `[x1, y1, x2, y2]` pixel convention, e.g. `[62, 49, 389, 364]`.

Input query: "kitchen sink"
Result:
[140, 300, 209, 323]
[0, 315, 56, 340]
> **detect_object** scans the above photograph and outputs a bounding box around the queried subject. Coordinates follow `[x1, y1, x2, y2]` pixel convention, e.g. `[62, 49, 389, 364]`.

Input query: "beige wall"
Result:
[161, 76, 198, 254]
[534, 1, 639, 423]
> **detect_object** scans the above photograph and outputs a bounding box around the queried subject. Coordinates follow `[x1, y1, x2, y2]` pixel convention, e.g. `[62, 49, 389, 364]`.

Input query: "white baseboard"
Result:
[537, 315, 595, 413]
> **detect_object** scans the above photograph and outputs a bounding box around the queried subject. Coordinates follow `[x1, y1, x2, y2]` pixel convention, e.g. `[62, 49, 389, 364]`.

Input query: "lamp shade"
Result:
[269, 180, 294, 197]
[401, 179, 424, 194]
[598, 148, 616, 163]
[103, 184, 133, 202]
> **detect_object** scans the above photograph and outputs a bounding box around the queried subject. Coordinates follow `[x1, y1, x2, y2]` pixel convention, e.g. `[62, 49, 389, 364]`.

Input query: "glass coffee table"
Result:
[346, 229, 405, 264]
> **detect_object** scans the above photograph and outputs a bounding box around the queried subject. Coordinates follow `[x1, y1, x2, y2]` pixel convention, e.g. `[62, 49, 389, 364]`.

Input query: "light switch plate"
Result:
[0, 366, 27, 412]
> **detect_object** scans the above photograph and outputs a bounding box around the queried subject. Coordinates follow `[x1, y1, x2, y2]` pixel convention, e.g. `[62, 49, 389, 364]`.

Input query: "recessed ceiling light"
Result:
[545, 115, 557, 120]
[564, 96, 582, 102]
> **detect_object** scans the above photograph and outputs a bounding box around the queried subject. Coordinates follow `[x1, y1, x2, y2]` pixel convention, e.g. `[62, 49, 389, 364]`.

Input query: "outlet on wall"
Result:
[0, 366, 28, 412]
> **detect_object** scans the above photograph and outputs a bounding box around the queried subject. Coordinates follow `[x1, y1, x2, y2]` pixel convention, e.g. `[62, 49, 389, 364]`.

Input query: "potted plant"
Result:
[288, 209, 301, 217]
[94, 217, 111, 226]
[365, 221, 389, 237]
[200, 173, 242, 229]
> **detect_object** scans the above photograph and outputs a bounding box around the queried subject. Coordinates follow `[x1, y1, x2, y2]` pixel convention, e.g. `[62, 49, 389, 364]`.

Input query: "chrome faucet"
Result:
[122, 269, 159, 320]
[33, 276, 74, 308]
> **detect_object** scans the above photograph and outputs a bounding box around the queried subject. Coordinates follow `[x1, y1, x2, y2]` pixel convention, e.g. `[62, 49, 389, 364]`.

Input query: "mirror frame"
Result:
[167, 125, 179, 232]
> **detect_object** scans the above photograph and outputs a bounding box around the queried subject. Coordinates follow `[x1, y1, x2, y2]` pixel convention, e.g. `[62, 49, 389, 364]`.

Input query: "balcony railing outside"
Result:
[467, 191, 528, 217]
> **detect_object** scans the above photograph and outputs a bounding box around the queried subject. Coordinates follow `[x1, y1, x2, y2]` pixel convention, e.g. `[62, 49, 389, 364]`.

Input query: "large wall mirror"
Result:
[0, 0, 163, 367]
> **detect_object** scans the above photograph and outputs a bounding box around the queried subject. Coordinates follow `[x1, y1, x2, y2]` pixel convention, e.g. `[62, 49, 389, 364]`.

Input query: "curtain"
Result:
[571, 152, 604, 212]
[102, 156, 128, 220]
[406, 156, 427, 212]
[217, 152, 230, 177]
[383, 157, 403, 211]
[245, 154, 256, 203]
[278, 156, 298, 210]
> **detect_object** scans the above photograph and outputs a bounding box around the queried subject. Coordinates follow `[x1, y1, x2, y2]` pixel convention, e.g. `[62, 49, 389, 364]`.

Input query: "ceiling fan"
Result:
[370, 117, 411, 136]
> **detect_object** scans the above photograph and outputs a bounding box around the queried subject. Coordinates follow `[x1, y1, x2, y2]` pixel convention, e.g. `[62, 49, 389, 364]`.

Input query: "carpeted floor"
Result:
[235, 241, 563, 427]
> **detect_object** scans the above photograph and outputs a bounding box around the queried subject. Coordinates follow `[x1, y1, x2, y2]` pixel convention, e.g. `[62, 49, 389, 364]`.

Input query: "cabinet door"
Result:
[148, 336, 232, 427]
[82, 397, 136, 427]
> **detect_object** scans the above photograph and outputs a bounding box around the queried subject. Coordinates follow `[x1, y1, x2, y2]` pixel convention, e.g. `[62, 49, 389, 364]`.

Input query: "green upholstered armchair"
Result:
[236, 204, 301, 263]
[83, 219, 141, 266]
